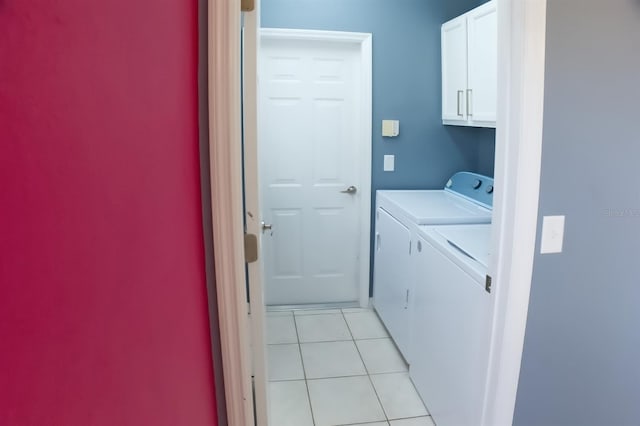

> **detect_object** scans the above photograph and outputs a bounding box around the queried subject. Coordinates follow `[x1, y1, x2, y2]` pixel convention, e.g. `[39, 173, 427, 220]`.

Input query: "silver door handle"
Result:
[467, 89, 473, 116]
[340, 185, 357, 194]
[261, 221, 273, 232]
[457, 90, 464, 116]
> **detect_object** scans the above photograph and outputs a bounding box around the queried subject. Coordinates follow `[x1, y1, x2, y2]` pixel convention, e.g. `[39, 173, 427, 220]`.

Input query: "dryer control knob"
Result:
[486, 185, 494, 194]
[473, 179, 482, 189]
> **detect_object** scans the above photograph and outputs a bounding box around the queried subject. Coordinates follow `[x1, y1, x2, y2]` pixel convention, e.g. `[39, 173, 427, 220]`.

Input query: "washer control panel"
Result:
[445, 172, 495, 208]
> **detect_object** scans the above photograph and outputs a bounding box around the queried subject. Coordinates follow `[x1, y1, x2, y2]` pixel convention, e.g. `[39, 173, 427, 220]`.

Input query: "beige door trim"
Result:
[208, 0, 254, 424]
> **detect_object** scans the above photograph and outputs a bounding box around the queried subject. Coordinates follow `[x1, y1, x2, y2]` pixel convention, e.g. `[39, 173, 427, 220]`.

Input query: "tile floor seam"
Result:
[299, 338, 354, 344]
[304, 373, 369, 382]
[367, 370, 413, 377]
[391, 415, 435, 421]
[269, 377, 316, 383]
[341, 308, 390, 424]
[354, 337, 396, 342]
[292, 310, 317, 426]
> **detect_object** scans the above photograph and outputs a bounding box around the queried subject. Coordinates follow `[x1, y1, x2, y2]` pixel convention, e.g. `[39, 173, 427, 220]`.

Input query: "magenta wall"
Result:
[0, 0, 218, 424]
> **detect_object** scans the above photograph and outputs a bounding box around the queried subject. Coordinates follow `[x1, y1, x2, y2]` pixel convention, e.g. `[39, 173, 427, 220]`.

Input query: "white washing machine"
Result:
[410, 224, 493, 426]
[373, 172, 493, 361]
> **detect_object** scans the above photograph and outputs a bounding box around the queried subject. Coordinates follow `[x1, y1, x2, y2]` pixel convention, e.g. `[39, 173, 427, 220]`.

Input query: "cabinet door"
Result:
[467, 0, 497, 126]
[441, 15, 468, 123]
[372, 208, 411, 359]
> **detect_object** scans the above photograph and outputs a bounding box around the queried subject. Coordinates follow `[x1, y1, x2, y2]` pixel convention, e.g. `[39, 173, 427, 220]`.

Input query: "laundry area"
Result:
[251, 0, 499, 425]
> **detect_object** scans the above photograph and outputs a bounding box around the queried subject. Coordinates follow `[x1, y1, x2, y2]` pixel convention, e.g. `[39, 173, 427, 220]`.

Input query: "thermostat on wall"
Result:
[382, 120, 399, 137]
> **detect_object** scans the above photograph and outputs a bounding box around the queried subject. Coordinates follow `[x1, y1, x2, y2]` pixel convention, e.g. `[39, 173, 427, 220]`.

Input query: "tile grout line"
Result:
[353, 336, 395, 342]
[268, 341, 303, 346]
[341, 308, 390, 424]
[293, 310, 317, 426]
[271, 373, 368, 383]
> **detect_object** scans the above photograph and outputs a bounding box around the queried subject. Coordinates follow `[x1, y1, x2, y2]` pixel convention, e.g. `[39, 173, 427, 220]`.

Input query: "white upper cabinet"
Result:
[442, 1, 497, 128]
[442, 15, 468, 122]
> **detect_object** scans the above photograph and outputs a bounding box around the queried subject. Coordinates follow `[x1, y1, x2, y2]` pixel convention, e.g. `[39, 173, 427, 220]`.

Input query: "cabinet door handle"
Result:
[376, 233, 381, 251]
[467, 89, 473, 116]
[457, 90, 464, 116]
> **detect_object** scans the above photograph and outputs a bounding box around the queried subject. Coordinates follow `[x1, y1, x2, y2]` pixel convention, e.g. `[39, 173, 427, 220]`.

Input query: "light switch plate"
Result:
[383, 155, 395, 172]
[540, 215, 565, 254]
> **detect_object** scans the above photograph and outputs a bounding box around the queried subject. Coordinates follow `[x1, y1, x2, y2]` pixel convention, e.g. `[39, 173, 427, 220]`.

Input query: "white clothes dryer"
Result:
[410, 223, 492, 426]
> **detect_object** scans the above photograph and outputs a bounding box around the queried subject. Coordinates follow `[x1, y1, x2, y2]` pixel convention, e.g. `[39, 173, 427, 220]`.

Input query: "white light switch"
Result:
[383, 155, 395, 172]
[540, 215, 565, 254]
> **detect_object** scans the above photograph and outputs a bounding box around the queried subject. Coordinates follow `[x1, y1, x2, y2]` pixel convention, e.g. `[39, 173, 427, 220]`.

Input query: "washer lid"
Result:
[433, 224, 492, 268]
[377, 190, 492, 224]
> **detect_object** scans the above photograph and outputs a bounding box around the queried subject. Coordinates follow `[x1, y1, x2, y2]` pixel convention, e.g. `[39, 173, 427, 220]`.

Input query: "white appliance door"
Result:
[373, 208, 412, 359]
[411, 235, 493, 426]
[259, 37, 361, 305]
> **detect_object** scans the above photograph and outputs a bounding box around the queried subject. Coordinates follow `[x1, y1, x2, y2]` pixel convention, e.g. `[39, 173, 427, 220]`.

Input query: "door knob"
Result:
[261, 221, 273, 232]
[340, 185, 357, 194]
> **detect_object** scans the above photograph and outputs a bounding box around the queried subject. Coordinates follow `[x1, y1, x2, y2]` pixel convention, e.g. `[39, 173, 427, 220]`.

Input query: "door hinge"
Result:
[244, 233, 259, 263]
[241, 0, 255, 11]
[485, 275, 492, 293]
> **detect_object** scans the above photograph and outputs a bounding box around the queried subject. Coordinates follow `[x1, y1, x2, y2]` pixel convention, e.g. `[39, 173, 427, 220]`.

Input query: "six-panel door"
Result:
[260, 38, 362, 305]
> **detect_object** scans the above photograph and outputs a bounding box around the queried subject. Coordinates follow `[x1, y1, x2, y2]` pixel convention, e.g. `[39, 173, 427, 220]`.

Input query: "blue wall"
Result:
[514, 0, 640, 424]
[262, 0, 495, 293]
[262, 0, 495, 190]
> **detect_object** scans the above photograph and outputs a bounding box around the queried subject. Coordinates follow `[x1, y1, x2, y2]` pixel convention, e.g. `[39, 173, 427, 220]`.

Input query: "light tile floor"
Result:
[267, 308, 435, 426]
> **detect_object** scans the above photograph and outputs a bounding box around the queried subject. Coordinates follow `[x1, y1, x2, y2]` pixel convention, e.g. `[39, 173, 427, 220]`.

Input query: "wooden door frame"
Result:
[208, 0, 547, 424]
[242, 3, 269, 426]
[259, 28, 373, 308]
[208, 0, 254, 425]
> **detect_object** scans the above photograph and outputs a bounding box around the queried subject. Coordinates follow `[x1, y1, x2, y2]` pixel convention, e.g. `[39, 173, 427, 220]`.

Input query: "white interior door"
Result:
[259, 35, 365, 306]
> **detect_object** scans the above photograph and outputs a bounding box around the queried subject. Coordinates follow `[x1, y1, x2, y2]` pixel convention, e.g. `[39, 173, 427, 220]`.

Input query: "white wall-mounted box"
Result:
[382, 120, 400, 137]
